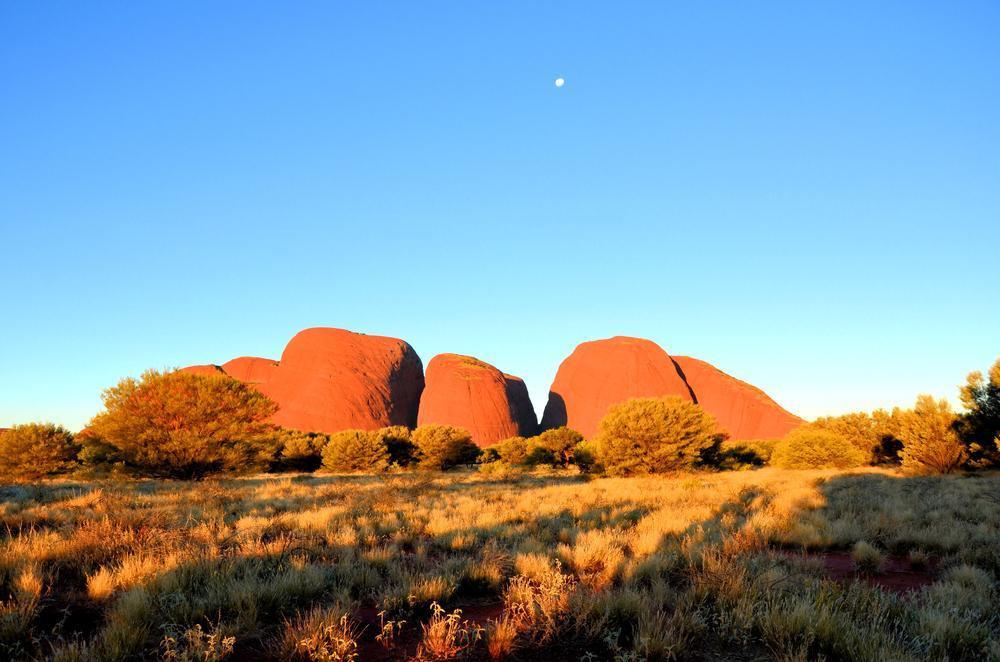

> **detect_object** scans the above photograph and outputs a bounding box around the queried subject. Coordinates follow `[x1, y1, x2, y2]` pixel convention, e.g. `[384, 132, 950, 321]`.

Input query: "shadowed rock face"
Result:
[221, 357, 279, 385]
[262, 328, 424, 434]
[540, 336, 694, 438]
[417, 354, 537, 446]
[672, 356, 802, 440]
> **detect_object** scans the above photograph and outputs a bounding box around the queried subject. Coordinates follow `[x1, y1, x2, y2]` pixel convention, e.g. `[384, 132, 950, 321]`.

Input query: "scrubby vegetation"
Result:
[594, 396, 718, 475]
[411, 425, 481, 471]
[0, 469, 997, 660]
[87, 370, 278, 478]
[898, 395, 966, 475]
[0, 424, 79, 480]
[771, 427, 866, 469]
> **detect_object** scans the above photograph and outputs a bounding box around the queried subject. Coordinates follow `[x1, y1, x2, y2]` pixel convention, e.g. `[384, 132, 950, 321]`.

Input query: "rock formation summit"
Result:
[181, 327, 424, 434]
[541, 336, 800, 440]
[417, 353, 537, 446]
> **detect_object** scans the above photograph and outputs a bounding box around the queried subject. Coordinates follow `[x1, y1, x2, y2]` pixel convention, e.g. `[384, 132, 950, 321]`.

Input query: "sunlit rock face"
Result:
[417, 353, 537, 446]
[671, 356, 802, 440]
[220, 356, 279, 386]
[262, 328, 424, 434]
[541, 336, 801, 440]
[179, 364, 227, 378]
[540, 336, 694, 438]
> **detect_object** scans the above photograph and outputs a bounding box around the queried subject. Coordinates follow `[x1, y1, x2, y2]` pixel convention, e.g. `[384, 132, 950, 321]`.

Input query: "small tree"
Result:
[0, 423, 80, 480]
[595, 397, 718, 476]
[770, 428, 866, 469]
[412, 425, 480, 470]
[899, 395, 966, 475]
[87, 369, 278, 478]
[321, 430, 389, 472]
[526, 427, 584, 468]
[377, 425, 417, 467]
[491, 436, 530, 466]
[810, 411, 904, 465]
[958, 358, 1000, 468]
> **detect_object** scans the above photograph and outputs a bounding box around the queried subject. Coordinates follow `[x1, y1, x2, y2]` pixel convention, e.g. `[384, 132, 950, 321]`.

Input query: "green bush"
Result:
[899, 395, 966, 475]
[0, 423, 80, 480]
[87, 369, 278, 479]
[958, 358, 1000, 468]
[321, 430, 390, 472]
[411, 425, 480, 470]
[810, 410, 904, 465]
[706, 438, 780, 470]
[377, 425, 417, 467]
[487, 436, 529, 466]
[595, 397, 718, 476]
[275, 429, 330, 471]
[770, 428, 866, 469]
[526, 427, 584, 467]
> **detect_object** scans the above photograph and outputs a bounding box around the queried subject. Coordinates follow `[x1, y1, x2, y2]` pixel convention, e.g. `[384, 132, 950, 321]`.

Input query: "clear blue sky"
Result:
[2, 2, 998, 431]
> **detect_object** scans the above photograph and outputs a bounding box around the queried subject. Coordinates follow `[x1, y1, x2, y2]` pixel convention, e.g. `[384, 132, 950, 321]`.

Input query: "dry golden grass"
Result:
[0, 468, 997, 660]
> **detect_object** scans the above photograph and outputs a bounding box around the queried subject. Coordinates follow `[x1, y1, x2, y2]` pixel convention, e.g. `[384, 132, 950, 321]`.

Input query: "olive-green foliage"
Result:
[0, 423, 80, 480]
[709, 438, 780, 470]
[321, 430, 390, 472]
[899, 395, 966, 475]
[810, 410, 904, 465]
[771, 428, 866, 469]
[595, 397, 718, 476]
[958, 358, 1000, 468]
[491, 436, 530, 465]
[87, 369, 278, 479]
[411, 425, 480, 470]
[275, 430, 330, 472]
[377, 425, 417, 467]
[526, 427, 584, 468]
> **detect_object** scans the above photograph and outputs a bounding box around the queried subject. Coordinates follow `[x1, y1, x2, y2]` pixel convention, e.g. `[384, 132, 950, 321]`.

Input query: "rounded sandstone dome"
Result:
[417, 353, 537, 446]
[540, 336, 693, 438]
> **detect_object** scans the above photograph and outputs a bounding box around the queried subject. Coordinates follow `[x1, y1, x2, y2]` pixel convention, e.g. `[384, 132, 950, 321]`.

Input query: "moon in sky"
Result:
[554, 77, 565, 88]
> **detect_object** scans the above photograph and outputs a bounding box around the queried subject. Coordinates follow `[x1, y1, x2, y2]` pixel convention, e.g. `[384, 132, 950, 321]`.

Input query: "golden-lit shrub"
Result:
[321, 430, 389, 473]
[0, 423, 80, 480]
[411, 425, 480, 470]
[898, 396, 966, 475]
[275, 430, 329, 472]
[279, 606, 360, 661]
[491, 436, 530, 466]
[526, 428, 583, 468]
[87, 369, 277, 478]
[770, 428, 866, 469]
[378, 425, 417, 467]
[957, 358, 1000, 468]
[594, 397, 718, 475]
[810, 411, 904, 465]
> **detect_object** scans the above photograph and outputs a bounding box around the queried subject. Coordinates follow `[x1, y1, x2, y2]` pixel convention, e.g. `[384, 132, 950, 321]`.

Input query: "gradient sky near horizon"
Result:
[2, 2, 998, 431]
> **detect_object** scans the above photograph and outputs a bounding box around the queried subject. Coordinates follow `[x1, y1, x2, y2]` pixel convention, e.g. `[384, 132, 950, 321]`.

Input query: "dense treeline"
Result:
[1, 359, 998, 481]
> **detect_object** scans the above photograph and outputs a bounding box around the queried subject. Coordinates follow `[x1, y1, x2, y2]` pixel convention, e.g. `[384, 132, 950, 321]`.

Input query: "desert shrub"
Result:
[958, 358, 1000, 468]
[74, 428, 123, 468]
[851, 541, 885, 574]
[411, 425, 480, 470]
[703, 438, 779, 470]
[899, 395, 966, 475]
[274, 429, 329, 472]
[0, 423, 80, 480]
[490, 436, 530, 466]
[87, 369, 278, 479]
[770, 428, 866, 469]
[321, 430, 389, 472]
[810, 410, 904, 465]
[594, 397, 718, 476]
[526, 427, 584, 468]
[572, 439, 598, 472]
[376, 425, 417, 467]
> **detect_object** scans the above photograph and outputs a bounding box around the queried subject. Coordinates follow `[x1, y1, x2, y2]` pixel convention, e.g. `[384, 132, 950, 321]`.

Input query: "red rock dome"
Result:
[262, 328, 424, 434]
[417, 354, 537, 446]
[179, 364, 227, 378]
[672, 356, 802, 440]
[221, 356, 279, 385]
[540, 336, 694, 438]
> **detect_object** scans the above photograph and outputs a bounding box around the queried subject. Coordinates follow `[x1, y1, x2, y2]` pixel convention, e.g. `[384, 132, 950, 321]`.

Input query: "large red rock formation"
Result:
[262, 328, 424, 433]
[672, 356, 802, 440]
[541, 336, 802, 440]
[417, 354, 537, 446]
[540, 336, 694, 438]
[221, 356, 279, 385]
[179, 364, 227, 378]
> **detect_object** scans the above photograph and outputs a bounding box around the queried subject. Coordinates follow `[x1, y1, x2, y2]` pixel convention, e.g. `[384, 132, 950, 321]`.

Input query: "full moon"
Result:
[554, 77, 565, 88]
